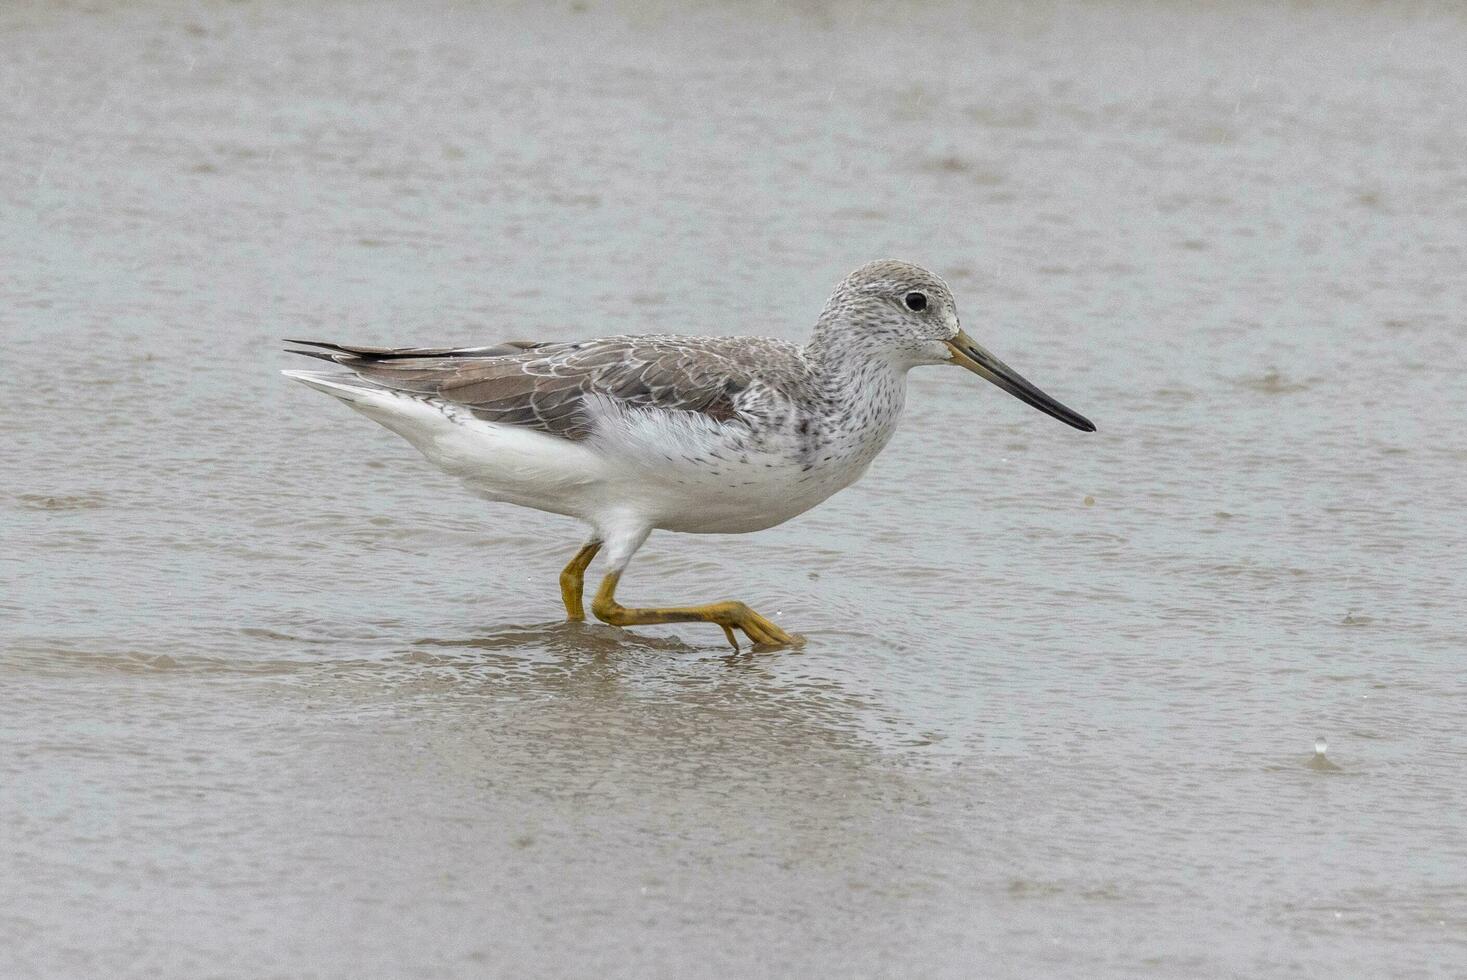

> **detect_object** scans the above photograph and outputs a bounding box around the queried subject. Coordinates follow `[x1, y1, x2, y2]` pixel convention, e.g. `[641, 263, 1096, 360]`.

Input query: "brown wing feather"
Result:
[289, 336, 780, 441]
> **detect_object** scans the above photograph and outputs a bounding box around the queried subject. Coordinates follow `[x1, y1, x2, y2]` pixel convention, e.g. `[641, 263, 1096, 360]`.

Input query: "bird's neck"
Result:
[802, 324, 910, 446]
[804, 318, 910, 393]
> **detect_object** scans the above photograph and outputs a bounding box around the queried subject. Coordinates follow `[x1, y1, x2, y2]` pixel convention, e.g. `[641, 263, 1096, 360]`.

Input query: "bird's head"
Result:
[816, 259, 1095, 432]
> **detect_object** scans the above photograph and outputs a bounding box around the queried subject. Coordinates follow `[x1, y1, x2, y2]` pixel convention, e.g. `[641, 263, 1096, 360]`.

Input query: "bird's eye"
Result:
[904, 291, 928, 312]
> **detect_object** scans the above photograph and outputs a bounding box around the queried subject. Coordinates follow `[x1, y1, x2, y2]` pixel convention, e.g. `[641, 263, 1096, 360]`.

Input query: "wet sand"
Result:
[3, 1, 1466, 976]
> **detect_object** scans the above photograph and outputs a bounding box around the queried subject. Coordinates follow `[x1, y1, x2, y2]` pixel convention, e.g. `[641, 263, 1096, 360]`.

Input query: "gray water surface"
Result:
[4, 2, 1466, 977]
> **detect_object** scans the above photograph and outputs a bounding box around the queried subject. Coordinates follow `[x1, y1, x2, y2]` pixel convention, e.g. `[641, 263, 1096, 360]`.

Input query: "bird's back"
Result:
[285, 334, 811, 443]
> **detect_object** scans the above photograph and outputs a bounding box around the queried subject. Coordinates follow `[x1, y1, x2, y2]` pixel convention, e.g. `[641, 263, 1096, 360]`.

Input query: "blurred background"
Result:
[3, 1, 1465, 977]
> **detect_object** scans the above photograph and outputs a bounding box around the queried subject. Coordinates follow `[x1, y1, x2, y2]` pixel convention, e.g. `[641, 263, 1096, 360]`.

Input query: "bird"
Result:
[282, 260, 1095, 650]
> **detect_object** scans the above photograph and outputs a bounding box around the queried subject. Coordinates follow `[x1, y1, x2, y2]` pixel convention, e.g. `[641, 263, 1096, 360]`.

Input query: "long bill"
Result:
[945, 329, 1096, 432]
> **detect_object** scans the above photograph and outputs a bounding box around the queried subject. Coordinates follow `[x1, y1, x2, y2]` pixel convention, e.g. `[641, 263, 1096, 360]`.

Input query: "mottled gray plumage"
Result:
[285, 334, 807, 442]
[283, 260, 1093, 615]
[285, 260, 966, 448]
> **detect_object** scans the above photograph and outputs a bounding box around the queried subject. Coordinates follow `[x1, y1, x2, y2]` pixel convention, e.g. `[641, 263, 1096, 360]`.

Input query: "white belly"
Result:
[630, 455, 866, 533]
[582, 399, 893, 534]
[319, 379, 894, 536]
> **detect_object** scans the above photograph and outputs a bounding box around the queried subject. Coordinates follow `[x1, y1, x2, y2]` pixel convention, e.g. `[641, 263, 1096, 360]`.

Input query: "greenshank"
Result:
[284, 260, 1095, 649]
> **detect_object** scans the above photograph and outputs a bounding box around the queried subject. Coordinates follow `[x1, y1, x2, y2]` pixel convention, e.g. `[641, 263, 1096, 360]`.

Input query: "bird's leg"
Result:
[590, 570, 803, 650]
[558, 540, 603, 621]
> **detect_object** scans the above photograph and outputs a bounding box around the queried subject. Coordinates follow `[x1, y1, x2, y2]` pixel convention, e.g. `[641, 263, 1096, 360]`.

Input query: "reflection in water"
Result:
[400, 622, 889, 776]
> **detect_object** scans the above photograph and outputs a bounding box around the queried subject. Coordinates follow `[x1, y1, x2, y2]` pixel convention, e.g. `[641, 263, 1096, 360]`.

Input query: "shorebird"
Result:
[283, 260, 1095, 649]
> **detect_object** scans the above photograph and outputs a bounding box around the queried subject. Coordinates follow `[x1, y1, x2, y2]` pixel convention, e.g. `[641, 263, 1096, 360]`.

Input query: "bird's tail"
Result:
[280, 369, 382, 404]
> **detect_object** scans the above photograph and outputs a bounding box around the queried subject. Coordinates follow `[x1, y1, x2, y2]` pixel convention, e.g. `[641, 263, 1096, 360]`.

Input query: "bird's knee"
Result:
[591, 595, 623, 625]
[591, 571, 626, 625]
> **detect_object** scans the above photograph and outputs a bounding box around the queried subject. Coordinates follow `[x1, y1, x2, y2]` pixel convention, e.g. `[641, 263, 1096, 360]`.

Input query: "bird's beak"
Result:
[945, 329, 1096, 432]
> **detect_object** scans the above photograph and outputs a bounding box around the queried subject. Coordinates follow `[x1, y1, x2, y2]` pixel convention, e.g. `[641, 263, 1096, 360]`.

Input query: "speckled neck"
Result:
[802, 320, 910, 455]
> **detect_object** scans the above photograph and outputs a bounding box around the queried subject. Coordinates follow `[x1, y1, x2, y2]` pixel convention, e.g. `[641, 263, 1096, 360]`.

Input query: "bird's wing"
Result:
[285, 336, 771, 441]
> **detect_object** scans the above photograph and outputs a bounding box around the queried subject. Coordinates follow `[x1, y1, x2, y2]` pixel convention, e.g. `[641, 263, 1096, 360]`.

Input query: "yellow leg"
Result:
[590, 570, 803, 650]
[559, 541, 603, 621]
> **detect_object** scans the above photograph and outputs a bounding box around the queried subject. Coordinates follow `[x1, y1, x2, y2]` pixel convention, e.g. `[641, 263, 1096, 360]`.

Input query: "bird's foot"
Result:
[590, 572, 803, 651]
[709, 602, 804, 651]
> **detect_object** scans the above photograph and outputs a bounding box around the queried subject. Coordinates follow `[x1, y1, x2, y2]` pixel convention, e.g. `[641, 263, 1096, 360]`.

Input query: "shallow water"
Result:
[4, 1, 1466, 976]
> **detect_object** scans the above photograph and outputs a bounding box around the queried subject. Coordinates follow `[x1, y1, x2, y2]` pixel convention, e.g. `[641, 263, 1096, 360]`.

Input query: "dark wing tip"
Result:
[284, 347, 341, 362]
[282, 338, 563, 361]
[280, 339, 395, 361]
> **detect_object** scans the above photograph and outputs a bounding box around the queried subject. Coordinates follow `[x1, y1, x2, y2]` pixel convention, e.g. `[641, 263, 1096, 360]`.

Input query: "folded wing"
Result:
[285, 336, 760, 442]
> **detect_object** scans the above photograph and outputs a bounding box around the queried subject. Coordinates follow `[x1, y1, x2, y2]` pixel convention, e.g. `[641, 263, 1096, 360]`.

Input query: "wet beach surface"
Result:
[3, 1, 1466, 976]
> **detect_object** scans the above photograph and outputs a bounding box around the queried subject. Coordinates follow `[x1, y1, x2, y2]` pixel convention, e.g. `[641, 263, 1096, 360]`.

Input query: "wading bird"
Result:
[284, 260, 1095, 649]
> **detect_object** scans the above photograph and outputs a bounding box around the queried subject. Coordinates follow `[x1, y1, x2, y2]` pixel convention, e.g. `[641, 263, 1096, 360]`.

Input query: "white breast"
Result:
[584, 377, 907, 534]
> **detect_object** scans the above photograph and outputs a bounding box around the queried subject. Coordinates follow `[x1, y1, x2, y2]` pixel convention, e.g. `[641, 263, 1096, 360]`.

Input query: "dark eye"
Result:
[904, 291, 927, 312]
